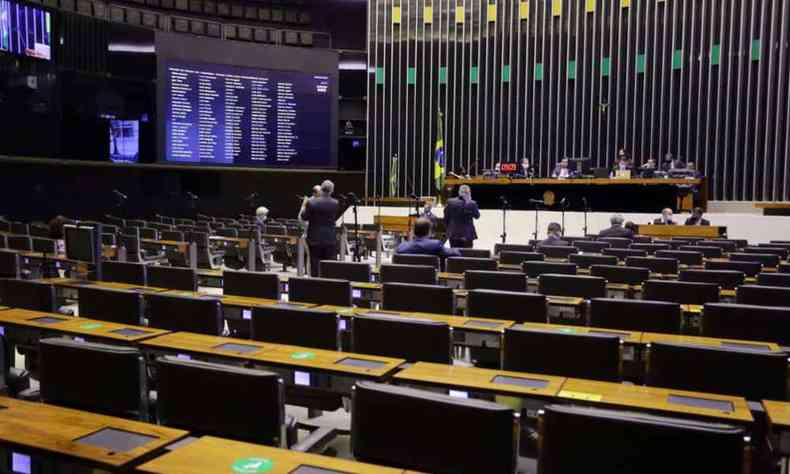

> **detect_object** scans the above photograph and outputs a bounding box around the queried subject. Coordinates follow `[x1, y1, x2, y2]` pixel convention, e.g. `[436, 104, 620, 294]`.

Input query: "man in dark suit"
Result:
[685, 207, 710, 226]
[444, 185, 480, 248]
[538, 222, 568, 247]
[653, 208, 676, 225]
[420, 199, 439, 230]
[299, 180, 340, 277]
[598, 214, 635, 239]
[396, 218, 460, 258]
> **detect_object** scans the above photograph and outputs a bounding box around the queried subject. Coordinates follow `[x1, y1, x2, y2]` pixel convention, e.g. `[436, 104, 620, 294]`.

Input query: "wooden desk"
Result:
[641, 332, 783, 352]
[558, 379, 753, 424]
[209, 235, 250, 249]
[516, 322, 642, 344]
[394, 362, 565, 399]
[0, 306, 7, 311]
[637, 224, 725, 239]
[763, 400, 790, 455]
[317, 305, 515, 334]
[0, 396, 187, 471]
[37, 277, 170, 294]
[142, 239, 191, 254]
[755, 202, 790, 216]
[136, 435, 405, 474]
[373, 215, 415, 234]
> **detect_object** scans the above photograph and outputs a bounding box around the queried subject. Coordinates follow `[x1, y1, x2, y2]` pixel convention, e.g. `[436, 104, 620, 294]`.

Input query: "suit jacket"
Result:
[685, 217, 710, 226]
[396, 237, 460, 258]
[420, 210, 439, 230]
[538, 235, 569, 247]
[598, 225, 635, 239]
[300, 196, 340, 246]
[652, 218, 676, 225]
[444, 197, 480, 242]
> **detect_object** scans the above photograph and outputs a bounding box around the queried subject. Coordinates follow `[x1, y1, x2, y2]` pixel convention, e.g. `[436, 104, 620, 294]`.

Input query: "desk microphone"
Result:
[529, 199, 545, 205]
[112, 189, 128, 200]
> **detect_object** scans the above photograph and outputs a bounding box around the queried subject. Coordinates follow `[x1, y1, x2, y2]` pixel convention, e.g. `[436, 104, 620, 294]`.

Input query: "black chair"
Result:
[494, 243, 533, 255]
[466, 289, 547, 323]
[0, 220, 10, 233]
[31, 237, 57, 254]
[736, 285, 790, 307]
[602, 248, 647, 261]
[701, 240, 738, 253]
[678, 269, 744, 290]
[568, 253, 618, 269]
[39, 338, 146, 419]
[625, 256, 679, 275]
[223, 270, 280, 299]
[589, 298, 682, 334]
[781, 262, 790, 273]
[102, 261, 147, 286]
[251, 306, 338, 350]
[155, 356, 284, 445]
[503, 326, 621, 381]
[655, 250, 704, 266]
[702, 303, 790, 347]
[646, 342, 787, 400]
[682, 245, 723, 258]
[523, 261, 577, 278]
[538, 404, 746, 474]
[464, 270, 526, 292]
[10, 222, 29, 235]
[653, 239, 684, 250]
[147, 265, 197, 291]
[0, 279, 56, 312]
[537, 245, 578, 259]
[705, 259, 763, 277]
[190, 231, 224, 270]
[598, 237, 632, 249]
[458, 248, 492, 259]
[757, 272, 790, 288]
[215, 227, 239, 238]
[352, 312, 451, 363]
[538, 274, 607, 299]
[0, 234, 6, 249]
[122, 226, 141, 238]
[146, 293, 223, 335]
[730, 252, 780, 268]
[0, 250, 21, 279]
[379, 263, 437, 285]
[744, 246, 789, 260]
[288, 276, 352, 307]
[351, 381, 517, 474]
[499, 251, 544, 265]
[573, 240, 611, 253]
[629, 243, 671, 255]
[382, 282, 454, 315]
[121, 234, 164, 263]
[445, 257, 498, 274]
[138, 228, 158, 240]
[319, 261, 371, 283]
[161, 230, 185, 242]
[392, 253, 441, 270]
[589, 265, 650, 286]
[78, 287, 144, 325]
[7, 235, 32, 252]
[102, 233, 117, 246]
[642, 280, 720, 305]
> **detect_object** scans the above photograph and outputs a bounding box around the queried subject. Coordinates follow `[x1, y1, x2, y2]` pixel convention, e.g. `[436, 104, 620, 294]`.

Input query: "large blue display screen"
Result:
[0, 0, 52, 60]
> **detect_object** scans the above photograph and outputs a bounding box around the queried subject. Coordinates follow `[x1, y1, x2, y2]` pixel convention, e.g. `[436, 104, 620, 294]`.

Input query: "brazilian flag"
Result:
[389, 153, 399, 197]
[434, 110, 445, 193]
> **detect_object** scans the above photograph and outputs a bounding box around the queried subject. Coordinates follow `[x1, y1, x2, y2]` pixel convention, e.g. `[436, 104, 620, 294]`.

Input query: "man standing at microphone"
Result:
[300, 180, 340, 277]
[444, 184, 480, 248]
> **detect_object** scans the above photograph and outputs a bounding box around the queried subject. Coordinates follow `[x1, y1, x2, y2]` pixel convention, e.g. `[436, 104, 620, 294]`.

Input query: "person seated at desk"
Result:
[551, 159, 571, 179]
[519, 158, 534, 178]
[598, 214, 635, 239]
[420, 199, 439, 229]
[685, 207, 710, 226]
[684, 162, 702, 178]
[624, 221, 639, 234]
[640, 158, 657, 178]
[396, 218, 460, 258]
[653, 208, 677, 225]
[538, 222, 568, 247]
[661, 153, 675, 172]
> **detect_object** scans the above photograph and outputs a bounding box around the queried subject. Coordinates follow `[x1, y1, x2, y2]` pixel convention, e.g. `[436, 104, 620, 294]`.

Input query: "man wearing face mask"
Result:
[653, 208, 676, 225]
[444, 185, 480, 248]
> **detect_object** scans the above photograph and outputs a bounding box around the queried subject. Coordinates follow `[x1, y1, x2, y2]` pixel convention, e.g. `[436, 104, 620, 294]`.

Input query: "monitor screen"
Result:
[109, 120, 140, 163]
[0, 0, 52, 60]
[162, 59, 333, 168]
[64, 225, 95, 263]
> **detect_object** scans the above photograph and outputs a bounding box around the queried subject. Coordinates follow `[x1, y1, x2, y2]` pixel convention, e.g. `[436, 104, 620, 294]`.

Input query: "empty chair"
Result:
[138, 228, 158, 240]
[589, 298, 682, 334]
[379, 263, 437, 285]
[7, 235, 32, 252]
[736, 285, 790, 307]
[655, 250, 704, 266]
[642, 280, 719, 305]
[31, 238, 57, 254]
[0, 279, 56, 312]
[632, 235, 653, 244]
[445, 257, 498, 274]
[351, 381, 517, 474]
[702, 303, 790, 347]
[101, 260, 147, 286]
[0, 234, 5, 248]
[78, 287, 144, 325]
[102, 233, 116, 246]
[215, 227, 239, 238]
[223, 270, 280, 299]
[598, 237, 632, 249]
[121, 234, 163, 263]
[39, 338, 145, 419]
[499, 251, 544, 265]
[146, 293, 223, 335]
[743, 246, 789, 260]
[0, 250, 21, 279]
[679, 269, 744, 290]
[730, 252, 780, 268]
[646, 342, 787, 400]
[352, 313, 451, 363]
[466, 289, 547, 323]
[705, 259, 762, 277]
[148, 222, 173, 232]
[625, 256, 679, 275]
[523, 261, 577, 278]
[780, 262, 790, 273]
[392, 253, 441, 270]
[538, 274, 607, 299]
[629, 243, 670, 255]
[538, 245, 578, 259]
[464, 270, 526, 292]
[503, 326, 621, 381]
[0, 220, 10, 232]
[382, 282, 454, 315]
[147, 265, 197, 291]
[574, 240, 611, 253]
[10, 222, 29, 235]
[161, 230, 185, 242]
[589, 265, 650, 286]
[288, 276, 351, 306]
[682, 245, 723, 258]
[458, 248, 492, 259]
[757, 272, 790, 288]
[700, 240, 737, 253]
[538, 405, 746, 474]
[122, 226, 141, 238]
[568, 253, 618, 269]
[653, 239, 684, 250]
[494, 243, 533, 255]
[319, 261, 371, 283]
[190, 231, 224, 270]
[602, 247, 647, 261]
[156, 356, 284, 445]
[251, 306, 338, 350]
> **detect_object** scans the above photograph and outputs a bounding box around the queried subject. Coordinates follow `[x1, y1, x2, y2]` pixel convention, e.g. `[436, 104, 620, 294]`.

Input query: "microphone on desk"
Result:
[186, 191, 199, 200]
[529, 199, 545, 205]
[112, 189, 128, 200]
[559, 197, 568, 208]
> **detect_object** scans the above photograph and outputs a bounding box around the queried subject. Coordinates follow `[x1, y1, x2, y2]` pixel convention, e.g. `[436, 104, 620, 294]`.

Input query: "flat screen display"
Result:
[109, 120, 140, 163]
[0, 0, 52, 60]
[162, 59, 333, 168]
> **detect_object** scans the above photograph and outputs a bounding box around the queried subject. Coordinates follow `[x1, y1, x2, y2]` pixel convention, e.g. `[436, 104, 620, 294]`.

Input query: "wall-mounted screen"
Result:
[109, 120, 140, 163]
[0, 0, 52, 60]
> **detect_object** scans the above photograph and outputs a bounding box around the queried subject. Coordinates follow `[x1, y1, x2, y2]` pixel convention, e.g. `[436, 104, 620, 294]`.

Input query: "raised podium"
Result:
[373, 215, 416, 234]
[637, 225, 726, 239]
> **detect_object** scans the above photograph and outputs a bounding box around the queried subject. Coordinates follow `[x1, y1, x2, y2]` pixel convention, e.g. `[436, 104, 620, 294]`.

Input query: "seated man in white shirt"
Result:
[551, 159, 571, 179]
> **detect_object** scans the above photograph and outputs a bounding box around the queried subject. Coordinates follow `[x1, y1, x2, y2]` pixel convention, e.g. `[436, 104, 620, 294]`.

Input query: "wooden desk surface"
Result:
[640, 332, 783, 352]
[446, 177, 703, 186]
[0, 306, 7, 311]
[515, 322, 642, 344]
[209, 235, 250, 248]
[546, 296, 586, 306]
[0, 396, 188, 470]
[38, 277, 170, 293]
[316, 305, 515, 333]
[438, 272, 464, 281]
[558, 379, 753, 423]
[136, 435, 405, 474]
[394, 362, 565, 398]
[18, 251, 72, 263]
[763, 400, 790, 429]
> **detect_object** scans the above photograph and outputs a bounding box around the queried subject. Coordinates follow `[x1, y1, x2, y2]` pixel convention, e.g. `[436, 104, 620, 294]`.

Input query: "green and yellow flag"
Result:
[389, 153, 399, 197]
[434, 110, 445, 193]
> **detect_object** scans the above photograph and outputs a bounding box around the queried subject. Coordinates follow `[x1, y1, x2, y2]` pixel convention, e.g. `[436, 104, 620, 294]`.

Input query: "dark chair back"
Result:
[319, 261, 371, 283]
[102, 261, 147, 286]
[538, 274, 607, 299]
[392, 253, 441, 270]
[380, 263, 437, 285]
[602, 248, 647, 261]
[7, 235, 32, 252]
[629, 243, 671, 255]
[700, 240, 738, 252]
[0, 279, 56, 312]
[382, 282, 454, 315]
[78, 287, 144, 325]
[705, 259, 762, 277]
[744, 246, 789, 260]
[147, 265, 197, 291]
[589, 265, 650, 286]
[643, 279, 720, 305]
[589, 298, 682, 334]
[655, 250, 704, 266]
[161, 230, 185, 242]
[146, 293, 223, 335]
[466, 289, 547, 323]
[625, 256, 679, 275]
[494, 243, 533, 255]
[682, 245, 723, 258]
[574, 241, 611, 253]
[522, 261, 577, 278]
[288, 276, 352, 307]
[464, 270, 527, 292]
[736, 285, 790, 307]
[568, 253, 618, 269]
[679, 269, 745, 290]
[598, 237, 632, 249]
[251, 306, 338, 350]
[352, 313, 451, 363]
[702, 302, 790, 347]
[445, 257, 498, 274]
[458, 248, 492, 259]
[0, 250, 21, 279]
[757, 272, 790, 288]
[537, 245, 578, 259]
[730, 252, 780, 268]
[223, 270, 280, 299]
[499, 251, 544, 265]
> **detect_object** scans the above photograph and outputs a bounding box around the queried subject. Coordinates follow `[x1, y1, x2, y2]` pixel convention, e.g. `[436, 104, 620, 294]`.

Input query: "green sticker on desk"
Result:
[559, 328, 576, 334]
[291, 351, 316, 360]
[80, 323, 103, 330]
[231, 457, 274, 473]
